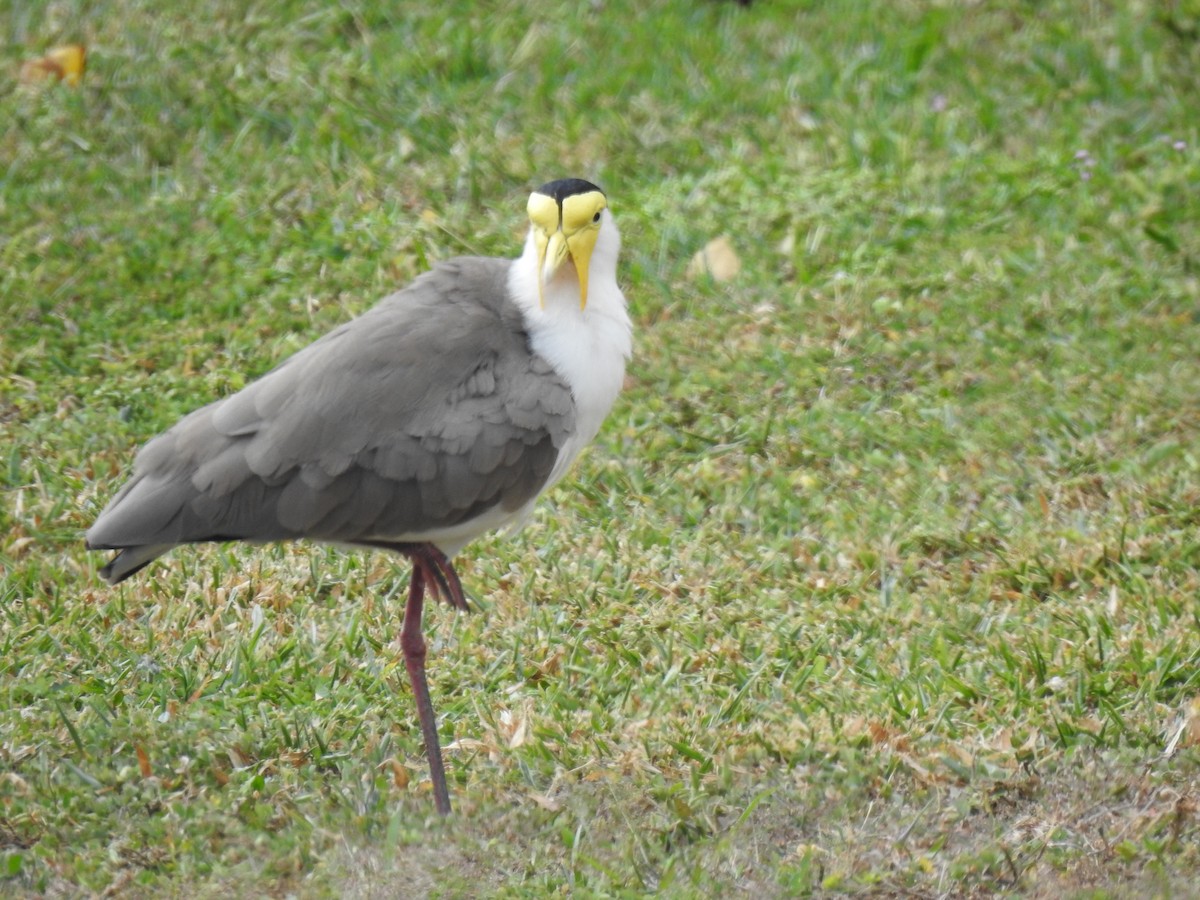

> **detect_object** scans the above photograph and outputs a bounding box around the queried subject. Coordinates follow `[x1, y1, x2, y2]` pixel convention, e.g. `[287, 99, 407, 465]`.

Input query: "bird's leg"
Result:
[361, 539, 468, 813]
[400, 559, 452, 815]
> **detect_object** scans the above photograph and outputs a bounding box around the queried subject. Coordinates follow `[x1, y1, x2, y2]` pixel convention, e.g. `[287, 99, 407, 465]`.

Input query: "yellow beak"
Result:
[543, 229, 570, 281]
[535, 228, 591, 310]
[567, 230, 592, 310]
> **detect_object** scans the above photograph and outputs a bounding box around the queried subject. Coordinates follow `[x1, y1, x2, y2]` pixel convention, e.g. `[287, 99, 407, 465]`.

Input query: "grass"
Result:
[3, 0, 1200, 895]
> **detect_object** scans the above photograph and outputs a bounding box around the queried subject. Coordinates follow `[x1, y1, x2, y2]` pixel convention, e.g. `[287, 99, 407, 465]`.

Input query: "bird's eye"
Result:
[592, 211, 601, 223]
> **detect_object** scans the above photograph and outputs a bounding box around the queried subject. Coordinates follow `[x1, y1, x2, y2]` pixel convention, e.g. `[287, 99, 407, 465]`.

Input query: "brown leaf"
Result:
[1164, 695, 1200, 757]
[285, 750, 308, 768]
[528, 791, 561, 812]
[531, 649, 564, 682]
[136, 745, 152, 779]
[0, 772, 32, 795]
[186, 680, 209, 703]
[867, 721, 911, 752]
[499, 704, 532, 749]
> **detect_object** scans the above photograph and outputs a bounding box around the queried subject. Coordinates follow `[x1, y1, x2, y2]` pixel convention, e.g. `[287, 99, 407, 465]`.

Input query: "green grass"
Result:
[3, 0, 1200, 895]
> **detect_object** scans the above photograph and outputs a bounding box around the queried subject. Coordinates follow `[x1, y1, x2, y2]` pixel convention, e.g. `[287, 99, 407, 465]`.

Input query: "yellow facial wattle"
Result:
[526, 187, 607, 309]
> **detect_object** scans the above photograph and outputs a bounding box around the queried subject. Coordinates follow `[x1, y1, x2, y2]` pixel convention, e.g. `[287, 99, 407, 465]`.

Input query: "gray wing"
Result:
[87, 257, 576, 579]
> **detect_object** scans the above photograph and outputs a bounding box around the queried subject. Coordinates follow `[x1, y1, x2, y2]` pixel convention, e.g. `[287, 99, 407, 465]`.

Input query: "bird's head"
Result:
[526, 178, 611, 310]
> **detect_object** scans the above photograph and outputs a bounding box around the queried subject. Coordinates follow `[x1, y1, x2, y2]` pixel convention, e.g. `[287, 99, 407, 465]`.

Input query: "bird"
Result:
[86, 178, 633, 815]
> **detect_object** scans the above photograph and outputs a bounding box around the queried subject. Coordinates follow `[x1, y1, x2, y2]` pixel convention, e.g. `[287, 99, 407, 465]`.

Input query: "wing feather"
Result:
[87, 257, 576, 559]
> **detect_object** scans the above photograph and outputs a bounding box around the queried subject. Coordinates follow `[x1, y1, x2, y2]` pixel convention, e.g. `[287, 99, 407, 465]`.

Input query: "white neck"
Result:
[508, 210, 632, 486]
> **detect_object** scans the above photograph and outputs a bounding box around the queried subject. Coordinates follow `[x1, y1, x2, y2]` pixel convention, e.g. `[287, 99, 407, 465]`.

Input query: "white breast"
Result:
[414, 213, 631, 558]
[508, 210, 632, 488]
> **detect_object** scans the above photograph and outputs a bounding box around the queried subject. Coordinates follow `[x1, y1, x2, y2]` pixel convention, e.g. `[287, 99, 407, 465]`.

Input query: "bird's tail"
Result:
[93, 543, 175, 585]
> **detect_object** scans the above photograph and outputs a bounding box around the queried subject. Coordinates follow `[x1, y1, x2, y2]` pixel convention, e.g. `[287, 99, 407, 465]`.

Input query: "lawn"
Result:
[3, 0, 1200, 895]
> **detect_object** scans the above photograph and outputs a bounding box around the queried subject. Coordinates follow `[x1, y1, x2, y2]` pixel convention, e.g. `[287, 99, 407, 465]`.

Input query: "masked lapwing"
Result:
[86, 178, 633, 815]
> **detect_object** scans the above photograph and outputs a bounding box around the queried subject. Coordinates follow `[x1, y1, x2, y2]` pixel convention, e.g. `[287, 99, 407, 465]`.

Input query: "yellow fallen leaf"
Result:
[687, 235, 741, 282]
[19, 44, 86, 87]
[49, 45, 86, 86]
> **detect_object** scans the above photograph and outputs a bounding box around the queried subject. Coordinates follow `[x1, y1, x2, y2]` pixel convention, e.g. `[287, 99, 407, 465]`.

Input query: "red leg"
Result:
[400, 560, 452, 815]
[360, 540, 467, 814]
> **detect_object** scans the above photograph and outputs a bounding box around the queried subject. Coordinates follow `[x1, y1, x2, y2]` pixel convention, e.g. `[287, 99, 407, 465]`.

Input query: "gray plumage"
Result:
[87, 257, 576, 582]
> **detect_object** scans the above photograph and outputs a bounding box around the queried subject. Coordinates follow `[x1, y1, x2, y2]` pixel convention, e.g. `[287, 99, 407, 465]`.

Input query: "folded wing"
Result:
[87, 257, 576, 581]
